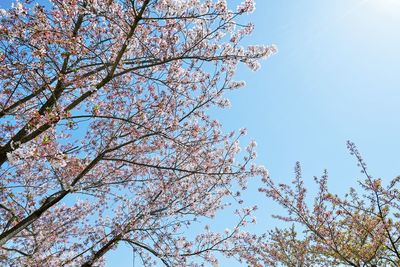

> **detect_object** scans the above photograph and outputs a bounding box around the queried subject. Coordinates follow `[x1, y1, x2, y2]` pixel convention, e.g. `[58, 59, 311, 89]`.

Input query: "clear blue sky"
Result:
[2, 0, 400, 265]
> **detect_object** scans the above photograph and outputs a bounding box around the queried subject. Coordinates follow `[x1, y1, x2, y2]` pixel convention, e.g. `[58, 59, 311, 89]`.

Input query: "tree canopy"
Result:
[0, 0, 275, 265]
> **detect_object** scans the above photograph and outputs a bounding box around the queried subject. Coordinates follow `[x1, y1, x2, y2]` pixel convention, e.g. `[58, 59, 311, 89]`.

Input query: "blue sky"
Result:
[1, 0, 400, 265]
[231, 0, 400, 187]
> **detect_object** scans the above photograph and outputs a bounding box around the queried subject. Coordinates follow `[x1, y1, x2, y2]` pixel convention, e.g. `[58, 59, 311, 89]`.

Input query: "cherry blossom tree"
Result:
[0, 0, 275, 265]
[258, 141, 400, 266]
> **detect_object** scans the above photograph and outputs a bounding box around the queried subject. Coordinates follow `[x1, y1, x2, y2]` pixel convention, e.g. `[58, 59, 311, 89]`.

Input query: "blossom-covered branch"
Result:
[0, 0, 275, 265]
[258, 142, 400, 266]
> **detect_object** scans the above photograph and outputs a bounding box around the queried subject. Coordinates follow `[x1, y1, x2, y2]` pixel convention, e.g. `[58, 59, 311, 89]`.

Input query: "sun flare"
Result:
[367, 0, 400, 13]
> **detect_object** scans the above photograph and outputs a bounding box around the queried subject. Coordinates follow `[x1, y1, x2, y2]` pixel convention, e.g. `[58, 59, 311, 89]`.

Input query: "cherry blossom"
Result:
[0, 0, 274, 265]
[258, 142, 400, 266]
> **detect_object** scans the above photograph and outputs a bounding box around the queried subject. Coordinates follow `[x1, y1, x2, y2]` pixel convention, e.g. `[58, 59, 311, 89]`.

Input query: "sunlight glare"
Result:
[367, 0, 400, 16]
